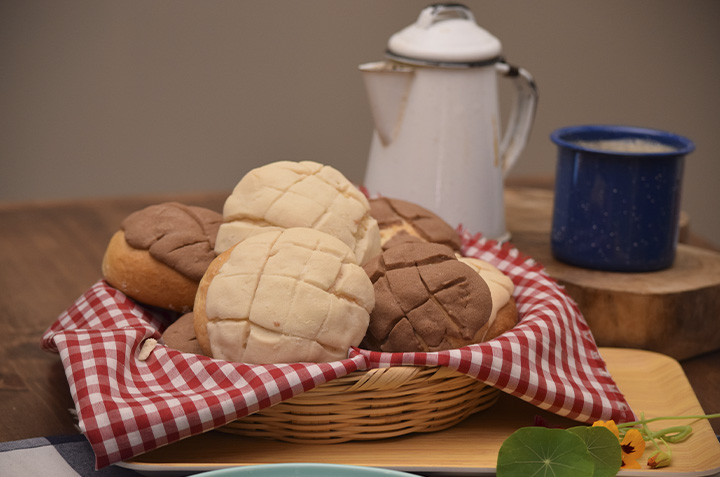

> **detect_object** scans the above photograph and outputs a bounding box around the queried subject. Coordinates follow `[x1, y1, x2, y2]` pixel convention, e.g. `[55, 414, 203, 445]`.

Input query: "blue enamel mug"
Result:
[550, 125, 695, 272]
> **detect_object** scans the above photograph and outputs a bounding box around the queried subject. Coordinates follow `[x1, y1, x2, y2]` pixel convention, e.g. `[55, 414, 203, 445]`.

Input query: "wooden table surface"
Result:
[1, 187, 718, 444]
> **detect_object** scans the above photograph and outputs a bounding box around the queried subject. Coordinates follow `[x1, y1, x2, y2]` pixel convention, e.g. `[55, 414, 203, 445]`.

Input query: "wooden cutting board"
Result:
[120, 348, 720, 475]
[505, 187, 720, 360]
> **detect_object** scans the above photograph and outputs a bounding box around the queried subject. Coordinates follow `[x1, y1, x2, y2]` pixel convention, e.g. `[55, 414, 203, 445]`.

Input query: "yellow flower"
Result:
[620, 429, 646, 469]
[593, 421, 646, 469]
[591, 412, 720, 471]
[592, 420, 619, 439]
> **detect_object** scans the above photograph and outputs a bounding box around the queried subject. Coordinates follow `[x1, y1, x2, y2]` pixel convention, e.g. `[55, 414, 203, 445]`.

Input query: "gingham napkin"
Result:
[41, 230, 635, 469]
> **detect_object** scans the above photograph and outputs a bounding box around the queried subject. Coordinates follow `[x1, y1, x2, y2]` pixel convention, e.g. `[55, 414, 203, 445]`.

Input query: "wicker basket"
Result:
[219, 365, 499, 444]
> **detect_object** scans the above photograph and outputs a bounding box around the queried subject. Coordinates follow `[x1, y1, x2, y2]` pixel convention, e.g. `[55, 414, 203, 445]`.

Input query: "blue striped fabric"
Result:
[0, 435, 140, 476]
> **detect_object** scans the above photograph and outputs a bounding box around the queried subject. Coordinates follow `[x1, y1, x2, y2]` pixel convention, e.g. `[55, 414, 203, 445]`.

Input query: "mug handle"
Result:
[496, 59, 538, 177]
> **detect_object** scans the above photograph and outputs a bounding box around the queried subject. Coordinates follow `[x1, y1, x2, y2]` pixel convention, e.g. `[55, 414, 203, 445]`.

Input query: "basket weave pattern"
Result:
[220, 365, 499, 443]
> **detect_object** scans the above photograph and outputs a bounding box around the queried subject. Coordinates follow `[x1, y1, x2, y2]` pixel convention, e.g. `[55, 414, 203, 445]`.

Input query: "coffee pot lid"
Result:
[387, 4, 502, 66]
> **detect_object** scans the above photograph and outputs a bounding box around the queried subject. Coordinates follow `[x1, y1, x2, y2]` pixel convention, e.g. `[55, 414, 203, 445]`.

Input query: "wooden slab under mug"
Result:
[505, 187, 720, 360]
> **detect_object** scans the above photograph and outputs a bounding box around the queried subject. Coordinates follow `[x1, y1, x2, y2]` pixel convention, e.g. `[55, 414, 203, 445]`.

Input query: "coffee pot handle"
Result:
[496, 59, 538, 177]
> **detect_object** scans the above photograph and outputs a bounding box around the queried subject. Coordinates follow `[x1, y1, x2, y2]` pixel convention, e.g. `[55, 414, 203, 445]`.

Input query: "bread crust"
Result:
[361, 242, 495, 352]
[102, 230, 199, 312]
[483, 297, 518, 341]
[193, 245, 233, 356]
[194, 228, 374, 363]
[370, 197, 462, 252]
[161, 312, 206, 355]
[215, 161, 381, 265]
[187, 242, 518, 358]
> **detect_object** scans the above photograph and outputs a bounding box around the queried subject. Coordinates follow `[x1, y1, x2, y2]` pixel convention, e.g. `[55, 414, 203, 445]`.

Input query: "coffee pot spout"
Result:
[359, 61, 415, 146]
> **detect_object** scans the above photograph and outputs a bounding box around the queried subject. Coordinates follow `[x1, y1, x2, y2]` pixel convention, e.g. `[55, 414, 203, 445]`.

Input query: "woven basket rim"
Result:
[218, 364, 498, 444]
[328, 365, 474, 391]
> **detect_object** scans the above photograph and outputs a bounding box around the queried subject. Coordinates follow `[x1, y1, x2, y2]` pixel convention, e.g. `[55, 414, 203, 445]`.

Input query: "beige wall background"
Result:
[2, 0, 718, 247]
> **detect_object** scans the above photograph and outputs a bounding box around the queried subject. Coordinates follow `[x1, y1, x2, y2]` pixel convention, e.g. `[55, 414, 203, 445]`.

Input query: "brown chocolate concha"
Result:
[121, 202, 221, 281]
[102, 202, 222, 312]
[369, 197, 462, 252]
[161, 312, 206, 355]
[361, 242, 493, 352]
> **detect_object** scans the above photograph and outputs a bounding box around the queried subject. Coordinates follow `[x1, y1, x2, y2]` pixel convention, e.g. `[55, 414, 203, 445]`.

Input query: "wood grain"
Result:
[120, 348, 720, 475]
[0, 189, 717, 446]
[0, 193, 225, 441]
[505, 187, 720, 361]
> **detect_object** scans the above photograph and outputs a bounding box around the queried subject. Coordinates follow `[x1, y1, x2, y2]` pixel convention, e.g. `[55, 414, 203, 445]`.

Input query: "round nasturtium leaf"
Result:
[568, 426, 622, 477]
[497, 427, 595, 477]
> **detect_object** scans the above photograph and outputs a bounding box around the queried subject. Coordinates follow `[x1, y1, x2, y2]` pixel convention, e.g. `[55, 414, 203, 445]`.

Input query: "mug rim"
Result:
[550, 124, 695, 156]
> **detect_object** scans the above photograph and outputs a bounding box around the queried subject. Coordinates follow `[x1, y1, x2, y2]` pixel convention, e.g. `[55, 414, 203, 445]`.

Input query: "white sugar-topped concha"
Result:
[195, 227, 375, 364]
[215, 161, 381, 265]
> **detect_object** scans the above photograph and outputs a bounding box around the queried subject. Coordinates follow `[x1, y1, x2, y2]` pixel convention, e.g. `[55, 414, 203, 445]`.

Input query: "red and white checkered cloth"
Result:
[41, 230, 635, 469]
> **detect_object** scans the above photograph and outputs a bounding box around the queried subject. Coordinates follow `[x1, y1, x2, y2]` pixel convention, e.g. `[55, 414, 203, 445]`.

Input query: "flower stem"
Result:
[617, 412, 720, 429]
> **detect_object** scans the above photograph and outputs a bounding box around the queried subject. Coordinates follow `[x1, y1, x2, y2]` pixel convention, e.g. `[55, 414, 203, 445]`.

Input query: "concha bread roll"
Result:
[370, 197, 462, 252]
[361, 242, 496, 353]
[215, 161, 381, 265]
[195, 227, 375, 364]
[374, 234, 518, 343]
[457, 256, 518, 341]
[102, 202, 222, 312]
[161, 312, 206, 355]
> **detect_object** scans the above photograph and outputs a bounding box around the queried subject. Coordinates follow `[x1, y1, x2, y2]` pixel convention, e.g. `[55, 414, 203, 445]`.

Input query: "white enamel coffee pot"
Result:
[360, 4, 538, 241]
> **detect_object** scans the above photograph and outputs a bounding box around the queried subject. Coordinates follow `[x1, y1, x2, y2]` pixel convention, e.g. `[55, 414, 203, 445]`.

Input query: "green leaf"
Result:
[568, 426, 622, 477]
[497, 427, 595, 477]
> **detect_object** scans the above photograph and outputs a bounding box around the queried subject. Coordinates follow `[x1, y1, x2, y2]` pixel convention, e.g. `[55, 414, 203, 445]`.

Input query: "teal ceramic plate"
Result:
[195, 463, 421, 476]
